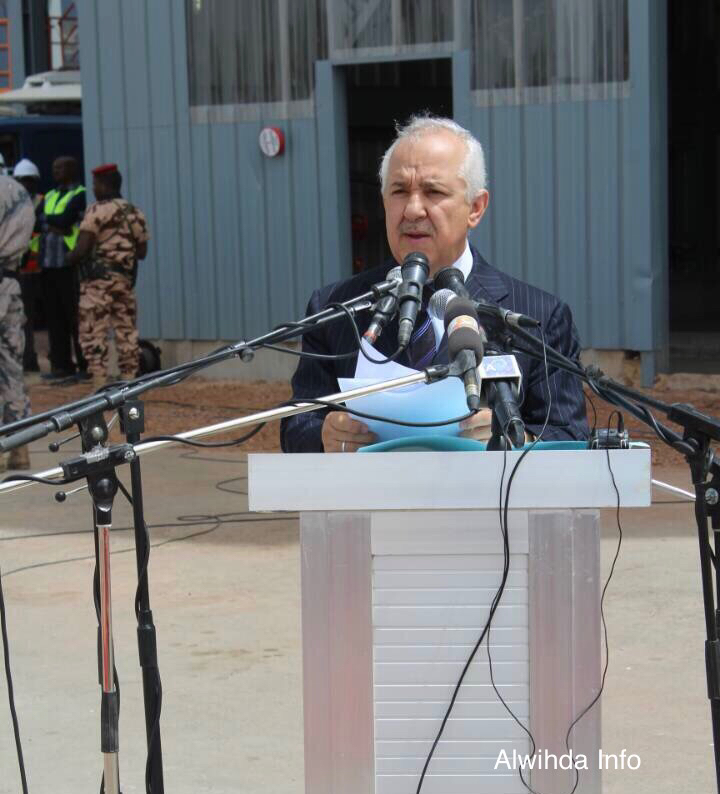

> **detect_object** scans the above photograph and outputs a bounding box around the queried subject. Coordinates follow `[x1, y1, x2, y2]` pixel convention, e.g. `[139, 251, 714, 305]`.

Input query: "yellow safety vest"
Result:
[44, 185, 86, 250]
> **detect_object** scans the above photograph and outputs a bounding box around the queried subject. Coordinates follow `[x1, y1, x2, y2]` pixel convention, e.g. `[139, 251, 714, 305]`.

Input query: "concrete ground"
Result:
[0, 443, 714, 793]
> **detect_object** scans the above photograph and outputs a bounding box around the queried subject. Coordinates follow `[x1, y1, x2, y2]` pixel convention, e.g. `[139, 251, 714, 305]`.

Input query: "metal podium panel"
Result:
[529, 509, 602, 794]
[300, 511, 375, 794]
[249, 448, 651, 512]
[299, 507, 603, 794]
[371, 509, 530, 794]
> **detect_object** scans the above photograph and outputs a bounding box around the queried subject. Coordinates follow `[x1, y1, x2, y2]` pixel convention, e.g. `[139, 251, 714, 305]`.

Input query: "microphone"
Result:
[434, 266, 471, 299]
[430, 289, 526, 447]
[396, 252, 430, 348]
[363, 266, 402, 344]
[430, 287, 540, 330]
[478, 352, 526, 449]
[443, 297, 484, 412]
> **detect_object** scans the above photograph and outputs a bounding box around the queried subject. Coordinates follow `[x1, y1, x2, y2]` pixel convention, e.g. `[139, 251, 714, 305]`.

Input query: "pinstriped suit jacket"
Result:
[280, 245, 589, 452]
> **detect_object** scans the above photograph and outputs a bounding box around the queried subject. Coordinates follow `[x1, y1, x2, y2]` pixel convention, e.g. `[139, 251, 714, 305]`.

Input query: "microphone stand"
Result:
[480, 339, 526, 451]
[0, 275, 417, 793]
[0, 367, 452, 498]
[499, 323, 720, 792]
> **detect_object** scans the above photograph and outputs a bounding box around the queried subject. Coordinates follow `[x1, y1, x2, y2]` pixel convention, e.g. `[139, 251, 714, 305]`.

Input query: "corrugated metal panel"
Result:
[235, 122, 270, 340]
[463, 2, 666, 353]
[77, 0, 665, 353]
[468, 88, 654, 351]
[7, 0, 26, 89]
[78, 0, 331, 342]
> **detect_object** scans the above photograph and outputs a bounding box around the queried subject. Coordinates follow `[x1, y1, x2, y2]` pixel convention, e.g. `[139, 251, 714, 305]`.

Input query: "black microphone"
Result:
[431, 290, 526, 447]
[363, 266, 402, 344]
[431, 286, 540, 330]
[397, 252, 430, 348]
[478, 352, 526, 449]
[434, 266, 471, 299]
[443, 297, 484, 412]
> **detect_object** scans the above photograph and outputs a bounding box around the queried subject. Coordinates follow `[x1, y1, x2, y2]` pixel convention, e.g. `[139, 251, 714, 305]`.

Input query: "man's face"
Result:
[52, 159, 66, 184]
[17, 177, 38, 196]
[92, 175, 107, 200]
[382, 131, 488, 275]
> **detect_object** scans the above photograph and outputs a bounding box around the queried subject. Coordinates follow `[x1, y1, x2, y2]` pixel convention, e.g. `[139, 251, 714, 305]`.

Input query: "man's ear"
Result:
[467, 190, 489, 229]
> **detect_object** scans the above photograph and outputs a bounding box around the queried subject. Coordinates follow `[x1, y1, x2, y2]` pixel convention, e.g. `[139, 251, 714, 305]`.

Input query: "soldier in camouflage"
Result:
[0, 175, 36, 471]
[67, 164, 149, 388]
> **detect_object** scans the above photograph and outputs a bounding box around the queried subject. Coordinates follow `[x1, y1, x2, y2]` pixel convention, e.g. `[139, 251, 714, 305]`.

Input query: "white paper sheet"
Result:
[337, 339, 467, 441]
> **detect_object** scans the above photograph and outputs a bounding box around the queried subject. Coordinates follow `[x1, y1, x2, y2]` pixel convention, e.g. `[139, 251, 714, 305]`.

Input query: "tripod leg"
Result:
[97, 520, 120, 794]
[693, 480, 720, 792]
[88, 467, 122, 794]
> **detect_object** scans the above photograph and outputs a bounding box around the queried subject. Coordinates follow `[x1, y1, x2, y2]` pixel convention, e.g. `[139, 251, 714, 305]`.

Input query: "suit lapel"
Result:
[465, 246, 509, 304]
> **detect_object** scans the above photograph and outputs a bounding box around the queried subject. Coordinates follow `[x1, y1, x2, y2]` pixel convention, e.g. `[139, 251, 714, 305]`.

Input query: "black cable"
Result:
[0, 562, 29, 794]
[487, 334, 554, 794]
[417, 333, 553, 793]
[258, 343, 358, 361]
[289, 397, 475, 428]
[1, 472, 71, 487]
[560, 411, 625, 773]
[140, 422, 265, 448]
[325, 302, 405, 364]
[115, 482, 164, 794]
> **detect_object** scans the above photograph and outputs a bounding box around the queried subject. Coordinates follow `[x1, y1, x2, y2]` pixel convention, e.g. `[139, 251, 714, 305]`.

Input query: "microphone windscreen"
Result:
[444, 298, 484, 358]
[429, 288, 456, 320]
[402, 251, 430, 273]
[434, 267, 469, 297]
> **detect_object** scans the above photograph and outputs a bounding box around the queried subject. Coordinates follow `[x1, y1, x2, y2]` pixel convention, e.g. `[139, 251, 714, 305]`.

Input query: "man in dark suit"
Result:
[281, 116, 588, 453]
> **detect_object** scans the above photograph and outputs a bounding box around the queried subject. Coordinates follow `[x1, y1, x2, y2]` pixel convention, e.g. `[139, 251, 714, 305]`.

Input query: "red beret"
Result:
[92, 163, 118, 175]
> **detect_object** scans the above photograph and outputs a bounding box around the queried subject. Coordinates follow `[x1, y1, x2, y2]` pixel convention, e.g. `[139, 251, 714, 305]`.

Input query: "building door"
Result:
[668, 0, 720, 370]
[345, 58, 453, 273]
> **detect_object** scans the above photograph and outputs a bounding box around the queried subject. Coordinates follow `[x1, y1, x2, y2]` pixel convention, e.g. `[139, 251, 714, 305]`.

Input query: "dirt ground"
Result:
[4, 369, 718, 793]
[25, 371, 720, 466]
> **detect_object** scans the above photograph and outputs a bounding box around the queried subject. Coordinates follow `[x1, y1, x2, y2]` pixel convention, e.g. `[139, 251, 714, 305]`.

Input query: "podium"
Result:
[248, 449, 651, 794]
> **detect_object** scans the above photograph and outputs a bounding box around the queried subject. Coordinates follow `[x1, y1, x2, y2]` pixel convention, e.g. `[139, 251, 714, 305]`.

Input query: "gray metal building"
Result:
[7, 1, 718, 383]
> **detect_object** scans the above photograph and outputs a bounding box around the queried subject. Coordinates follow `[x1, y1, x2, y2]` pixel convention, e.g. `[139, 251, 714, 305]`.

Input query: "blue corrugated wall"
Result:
[78, 0, 339, 343]
[77, 0, 667, 360]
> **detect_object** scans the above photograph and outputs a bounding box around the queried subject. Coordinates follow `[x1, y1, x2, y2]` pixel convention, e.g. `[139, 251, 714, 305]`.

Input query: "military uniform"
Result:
[0, 274, 30, 423]
[77, 198, 149, 380]
[0, 175, 35, 470]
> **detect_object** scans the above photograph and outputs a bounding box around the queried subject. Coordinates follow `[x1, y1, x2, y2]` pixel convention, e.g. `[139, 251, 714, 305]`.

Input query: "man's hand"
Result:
[322, 411, 377, 452]
[460, 409, 535, 443]
[458, 409, 493, 441]
[65, 229, 95, 266]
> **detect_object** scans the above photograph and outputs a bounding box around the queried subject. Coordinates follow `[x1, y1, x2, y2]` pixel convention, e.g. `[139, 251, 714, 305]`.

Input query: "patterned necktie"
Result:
[405, 301, 437, 370]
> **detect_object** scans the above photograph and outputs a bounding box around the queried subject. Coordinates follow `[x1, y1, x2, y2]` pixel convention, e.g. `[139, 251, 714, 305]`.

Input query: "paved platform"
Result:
[0, 445, 713, 793]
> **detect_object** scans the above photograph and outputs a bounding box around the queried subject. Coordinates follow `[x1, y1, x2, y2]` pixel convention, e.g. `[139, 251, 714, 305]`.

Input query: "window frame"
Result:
[0, 18, 11, 93]
[470, 0, 631, 107]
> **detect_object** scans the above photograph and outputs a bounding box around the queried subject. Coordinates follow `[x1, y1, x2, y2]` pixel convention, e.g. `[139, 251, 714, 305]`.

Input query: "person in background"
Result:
[67, 164, 149, 389]
[12, 158, 43, 372]
[38, 155, 88, 382]
[0, 175, 36, 471]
